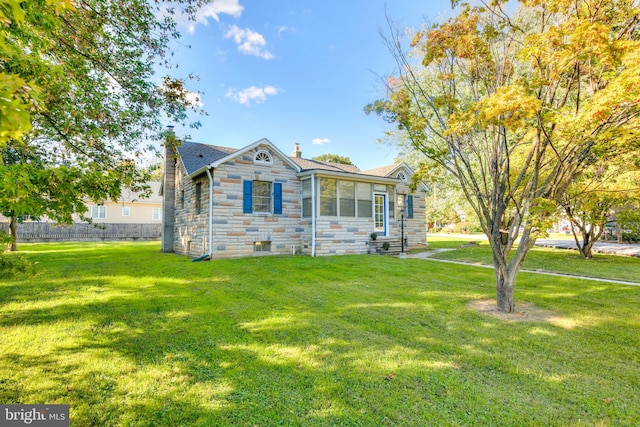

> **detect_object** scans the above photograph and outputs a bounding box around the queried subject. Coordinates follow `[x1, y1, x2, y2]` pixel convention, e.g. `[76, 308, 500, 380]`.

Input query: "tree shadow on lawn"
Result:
[1, 251, 639, 425]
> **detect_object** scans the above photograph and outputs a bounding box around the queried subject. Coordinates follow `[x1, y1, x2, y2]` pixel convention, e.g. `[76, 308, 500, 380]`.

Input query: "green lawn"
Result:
[1, 242, 639, 426]
[424, 235, 640, 283]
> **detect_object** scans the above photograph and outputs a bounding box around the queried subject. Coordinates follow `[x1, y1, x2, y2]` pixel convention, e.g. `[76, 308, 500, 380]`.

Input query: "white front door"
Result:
[374, 193, 387, 236]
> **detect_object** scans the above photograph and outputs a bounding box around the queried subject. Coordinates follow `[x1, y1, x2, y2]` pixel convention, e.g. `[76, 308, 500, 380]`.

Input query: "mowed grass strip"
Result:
[425, 235, 640, 283]
[1, 242, 639, 426]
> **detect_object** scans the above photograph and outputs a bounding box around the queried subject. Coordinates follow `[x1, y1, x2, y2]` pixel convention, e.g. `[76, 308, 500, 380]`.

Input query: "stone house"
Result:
[161, 138, 426, 258]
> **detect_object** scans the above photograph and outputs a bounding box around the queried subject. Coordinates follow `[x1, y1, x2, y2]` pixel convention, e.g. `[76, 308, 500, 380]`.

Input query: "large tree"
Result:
[312, 153, 354, 165]
[369, 0, 640, 312]
[1, 0, 206, 250]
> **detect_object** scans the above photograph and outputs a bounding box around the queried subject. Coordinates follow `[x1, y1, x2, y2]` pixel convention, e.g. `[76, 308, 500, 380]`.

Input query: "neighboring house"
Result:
[1, 182, 163, 242]
[162, 138, 427, 258]
[86, 181, 163, 224]
[0, 182, 163, 225]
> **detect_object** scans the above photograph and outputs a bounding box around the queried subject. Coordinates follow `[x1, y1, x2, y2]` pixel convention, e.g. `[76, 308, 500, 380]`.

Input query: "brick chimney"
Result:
[292, 143, 302, 158]
[161, 126, 176, 253]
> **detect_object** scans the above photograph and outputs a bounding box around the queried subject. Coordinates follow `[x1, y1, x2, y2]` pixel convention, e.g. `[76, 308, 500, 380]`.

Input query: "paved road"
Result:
[427, 233, 640, 257]
[535, 239, 640, 257]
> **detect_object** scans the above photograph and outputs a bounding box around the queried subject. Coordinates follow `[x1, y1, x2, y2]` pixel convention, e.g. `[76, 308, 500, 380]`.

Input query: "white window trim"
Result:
[152, 207, 162, 221]
[122, 206, 131, 217]
[91, 205, 106, 220]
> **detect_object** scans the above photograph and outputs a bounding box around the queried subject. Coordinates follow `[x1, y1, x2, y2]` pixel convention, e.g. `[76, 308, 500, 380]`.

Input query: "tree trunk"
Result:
[580, 244, 593, 259]
[8, 216, 18, 252]
[495, 264, 516, 312]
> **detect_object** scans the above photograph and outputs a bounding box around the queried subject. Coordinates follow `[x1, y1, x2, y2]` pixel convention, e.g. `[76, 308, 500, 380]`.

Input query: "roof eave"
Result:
[186, 165, 210, 179]
[297, 169, 401, 184]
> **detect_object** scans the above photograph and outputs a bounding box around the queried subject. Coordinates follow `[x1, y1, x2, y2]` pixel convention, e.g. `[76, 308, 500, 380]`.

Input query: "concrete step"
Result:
[370, 239, 405, 255]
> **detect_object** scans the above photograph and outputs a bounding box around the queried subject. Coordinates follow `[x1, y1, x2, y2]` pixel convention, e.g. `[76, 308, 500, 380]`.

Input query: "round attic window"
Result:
[254, 150, 272, 164]
[396, 172, 407, 181]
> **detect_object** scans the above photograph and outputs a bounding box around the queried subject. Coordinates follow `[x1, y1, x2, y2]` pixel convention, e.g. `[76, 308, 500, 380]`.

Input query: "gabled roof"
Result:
[178, 141, 237, 176]
[208, 138, 301, 172]
[364, 162, 415, 179]
[177, 138, 302, 178]
[362, 164, 400, 177]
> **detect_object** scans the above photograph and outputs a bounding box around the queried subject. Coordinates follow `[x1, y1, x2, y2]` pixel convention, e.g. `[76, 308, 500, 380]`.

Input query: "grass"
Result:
[1, 241, 639, 426]
[424, 235, 640, 283]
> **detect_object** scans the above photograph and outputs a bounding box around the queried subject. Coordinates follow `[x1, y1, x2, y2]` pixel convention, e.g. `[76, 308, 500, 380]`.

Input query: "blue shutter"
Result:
[243, 180, 253, 213]
[407, 195, 414, 219]
[273, 183, 283, 214]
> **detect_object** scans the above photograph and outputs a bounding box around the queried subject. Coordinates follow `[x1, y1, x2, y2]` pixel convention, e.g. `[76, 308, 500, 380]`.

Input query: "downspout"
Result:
[206, 168, 214, 258]
[311, 173, 317, 257]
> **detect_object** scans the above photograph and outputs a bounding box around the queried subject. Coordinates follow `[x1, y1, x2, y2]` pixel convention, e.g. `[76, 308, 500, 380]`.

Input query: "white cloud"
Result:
[225, 85, 280, 106]
[224, 25, 274, 59]
[198, 0, 244, 22]
[312, 138, 331, 145]
[277, 26, 295, 35]
[170, 0, 244, 34]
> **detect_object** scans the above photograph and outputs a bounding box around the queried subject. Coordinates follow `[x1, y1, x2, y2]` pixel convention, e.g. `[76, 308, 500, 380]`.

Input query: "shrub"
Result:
[0, 252, 42, 279]
[1, 229, 42, 278]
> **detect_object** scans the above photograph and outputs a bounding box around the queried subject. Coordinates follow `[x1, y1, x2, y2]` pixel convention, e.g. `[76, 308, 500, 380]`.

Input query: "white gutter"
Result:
[206, 168, 214, 258]
[311, 173, 316, 257]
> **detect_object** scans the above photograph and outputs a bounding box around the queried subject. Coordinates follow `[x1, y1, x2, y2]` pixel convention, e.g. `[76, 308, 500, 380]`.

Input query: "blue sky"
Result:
[167, 0, 456, 170]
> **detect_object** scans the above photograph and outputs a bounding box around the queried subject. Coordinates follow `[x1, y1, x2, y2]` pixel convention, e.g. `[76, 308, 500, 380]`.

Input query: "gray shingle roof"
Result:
[176, 140, 403, 180]
[290, 157, 363, 174]
[362, 164, 401, 177]
[177, 141, 237, 176]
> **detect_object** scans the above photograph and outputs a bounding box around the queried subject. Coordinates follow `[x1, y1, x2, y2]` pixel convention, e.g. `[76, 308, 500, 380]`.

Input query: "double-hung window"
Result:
[320, 178, 337, 216]
[243, 180, 282, 214]
[152, 208, 162, 220]
[91, 206, 106, 219]
[339, 181, 356, 217]
[396, 194, 414, 219]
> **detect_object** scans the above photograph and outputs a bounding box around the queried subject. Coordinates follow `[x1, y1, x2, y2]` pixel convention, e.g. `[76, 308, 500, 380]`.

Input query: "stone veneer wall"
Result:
[173, 144, 309, 258]
[313, 216, 374, 256]
[173, 160, 210, 257]
[210, 147, 306, 258]
[393, 180, 427, 248]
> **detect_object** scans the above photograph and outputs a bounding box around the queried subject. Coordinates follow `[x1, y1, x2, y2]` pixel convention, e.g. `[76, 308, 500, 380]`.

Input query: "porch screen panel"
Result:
[357, 183, 372, 218]
[339, 181, 355, 217]
[320, 178, 337, 216]
[302, 179, 312, 217]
